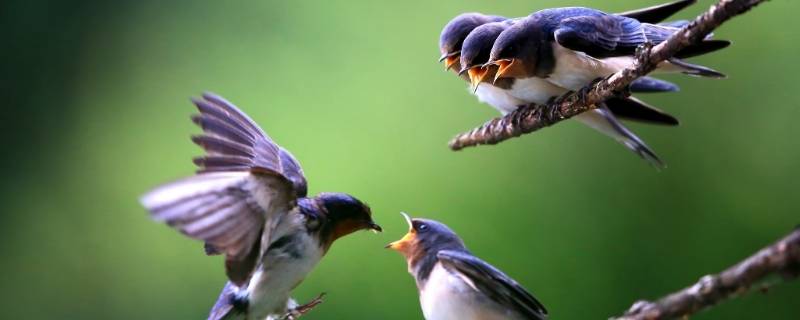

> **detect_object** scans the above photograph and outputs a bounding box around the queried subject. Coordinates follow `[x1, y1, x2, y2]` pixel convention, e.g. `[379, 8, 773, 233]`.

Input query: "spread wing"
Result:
[140, 92, 308, 286]
[437, 250, 548, 320]
[553, 10, 675, 58]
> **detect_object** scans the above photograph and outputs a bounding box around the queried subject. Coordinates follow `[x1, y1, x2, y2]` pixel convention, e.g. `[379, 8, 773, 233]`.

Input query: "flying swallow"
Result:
[140, 93, 382, 320]
[387, 213, 548, 320]
[458, 19, 676, 167]
[487, 5, 730, 91]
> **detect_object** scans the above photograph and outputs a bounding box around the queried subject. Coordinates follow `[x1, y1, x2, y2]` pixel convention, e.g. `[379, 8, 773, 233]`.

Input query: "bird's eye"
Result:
[306, 214, 321, 230]
[416, 223, 428, 232]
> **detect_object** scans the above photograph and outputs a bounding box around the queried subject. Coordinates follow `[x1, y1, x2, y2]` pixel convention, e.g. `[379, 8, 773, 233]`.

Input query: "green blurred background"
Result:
[2, 0, 798, 319]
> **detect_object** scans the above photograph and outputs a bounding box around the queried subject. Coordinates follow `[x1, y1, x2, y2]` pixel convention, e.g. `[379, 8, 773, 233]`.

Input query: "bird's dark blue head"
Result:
[489, 15, 546, 79]
[439, 13, 506, 70]
[387, 213, 466, 268]
[460, 21, 512, 71]
[304, 193, 381, 249]
[459, 21, 514, 88]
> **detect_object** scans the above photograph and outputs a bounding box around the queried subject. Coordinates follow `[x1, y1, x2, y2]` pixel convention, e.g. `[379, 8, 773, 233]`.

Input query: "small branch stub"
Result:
[449, 0, 770, 151]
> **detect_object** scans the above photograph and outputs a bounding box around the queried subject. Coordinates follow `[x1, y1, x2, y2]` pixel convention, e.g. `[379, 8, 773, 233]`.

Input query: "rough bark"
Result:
[614, 227, 800, 320]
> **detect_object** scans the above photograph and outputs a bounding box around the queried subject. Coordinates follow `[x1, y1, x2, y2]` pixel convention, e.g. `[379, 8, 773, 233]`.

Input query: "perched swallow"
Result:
[140, 93, 382, 320]
[488, 6, 730, 91]
[439, 1, 687, 117]
[439, 13, 506, 73]
[459, 19, 675, 166]
[438, 0, 690, 93]
[387, 213, 547, 320]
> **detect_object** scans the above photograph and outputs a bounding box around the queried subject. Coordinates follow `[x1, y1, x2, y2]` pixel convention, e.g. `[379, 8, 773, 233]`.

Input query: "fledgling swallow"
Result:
[439, 13, 506, 73]
[140, 93, 382, 320]
[459, 19, 676, 167]
[387, 213, 548, 320]
[487, 5, 730, 91]
[439, 1, 687, 116]
[438, 0, 691, 92]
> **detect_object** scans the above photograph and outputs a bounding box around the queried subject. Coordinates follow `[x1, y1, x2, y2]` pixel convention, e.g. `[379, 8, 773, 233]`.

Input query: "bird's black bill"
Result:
[439, 51, 459, 62]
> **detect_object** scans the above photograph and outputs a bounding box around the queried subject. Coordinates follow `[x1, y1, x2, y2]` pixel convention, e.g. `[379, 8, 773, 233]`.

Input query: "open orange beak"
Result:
[444, 55, 460, 71]
[385, 212, 415, 252]
[493, 59, 515, 83]
[467, 67, 491, 93]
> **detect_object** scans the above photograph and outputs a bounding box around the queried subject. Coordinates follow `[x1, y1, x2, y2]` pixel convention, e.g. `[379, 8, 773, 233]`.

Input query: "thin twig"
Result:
[449, 0, 769, 151]
[614, 227, 800, 320]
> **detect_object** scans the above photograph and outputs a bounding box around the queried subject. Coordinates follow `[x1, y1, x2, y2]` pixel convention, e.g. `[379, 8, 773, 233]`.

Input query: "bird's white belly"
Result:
[245, 226, 324, 319]
[420, 264, 516, 320]
[547, 43, 625, 91]
[507, 76, 568, 105]
[472, 84, 526, 115]
[547, 43, 680, 90]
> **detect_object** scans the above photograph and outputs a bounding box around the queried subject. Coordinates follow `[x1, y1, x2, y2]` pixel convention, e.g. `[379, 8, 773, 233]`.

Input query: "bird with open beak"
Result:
[140, 93, 382, 320]
[439, 0, 691, 97]
[486, 3, 729, 92]
[439, 13, 506, 74]
[439, 2, 702, 167]
[387, 213, 548, 320]
[437, 0, 697, 75]
[459, 18, 682, 167]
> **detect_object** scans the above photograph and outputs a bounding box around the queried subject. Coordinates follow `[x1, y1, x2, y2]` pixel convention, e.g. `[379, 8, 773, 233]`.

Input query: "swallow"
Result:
[487, 5, 730, 91]
[387, 213, 548, 320]
[439, 13, 507, 73]
[439, 1, 687, 115]
[438, 0, 698, 71]
[459, 20, 676, 166]
[140, 93, 382, 320]
[438, 0, 690, 93]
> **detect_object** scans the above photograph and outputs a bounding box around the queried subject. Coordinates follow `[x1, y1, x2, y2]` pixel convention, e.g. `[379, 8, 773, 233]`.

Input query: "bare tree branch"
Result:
[449, 0, 769, 151]
[614, 227, 800, 320]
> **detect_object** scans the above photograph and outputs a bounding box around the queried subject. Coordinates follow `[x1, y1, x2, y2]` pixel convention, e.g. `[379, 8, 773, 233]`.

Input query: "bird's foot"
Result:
[634, 42, 654, 67]
[552, 90, 575, 105]
[601, 74, 631, 98]
[577, 82, 597, 106]
[616, 84, 632, 98]
[281, 293, 326, 320]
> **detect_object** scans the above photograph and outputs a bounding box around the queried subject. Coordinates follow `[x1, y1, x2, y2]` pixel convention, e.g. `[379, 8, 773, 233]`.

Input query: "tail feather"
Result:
[675, 40, 731, 59]
[657, 19, 690, 29]
[647, 21, 730, 60]
[575, 107, 665, 169]
[208, 282, 245, 320]
[668, 58, 726, 78]
[605, 97, 679, 126]
[629, 77, 680, 93]
[618, 0, 696, 24]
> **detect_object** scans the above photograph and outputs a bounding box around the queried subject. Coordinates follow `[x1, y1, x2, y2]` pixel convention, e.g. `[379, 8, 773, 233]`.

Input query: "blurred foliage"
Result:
[1, 0, 798, 319]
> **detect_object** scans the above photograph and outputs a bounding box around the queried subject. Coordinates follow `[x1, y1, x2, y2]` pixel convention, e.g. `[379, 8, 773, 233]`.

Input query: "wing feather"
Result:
[191, 135, 255, 158]
[437, 250, 548, 320]
[141, 93, 308, 286]
[553, 11, 673, 57]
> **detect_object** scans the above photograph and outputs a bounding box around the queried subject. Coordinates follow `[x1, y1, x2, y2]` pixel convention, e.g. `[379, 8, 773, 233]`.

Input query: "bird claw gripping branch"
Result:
[281, 293, 326, 320]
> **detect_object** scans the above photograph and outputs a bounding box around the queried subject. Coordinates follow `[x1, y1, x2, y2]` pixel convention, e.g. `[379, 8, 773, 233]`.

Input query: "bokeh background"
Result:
[2, 0, 798, 319]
